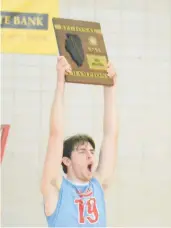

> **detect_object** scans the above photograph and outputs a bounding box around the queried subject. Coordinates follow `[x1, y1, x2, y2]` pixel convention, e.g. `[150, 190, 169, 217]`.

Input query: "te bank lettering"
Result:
[0, 12, 48, 30]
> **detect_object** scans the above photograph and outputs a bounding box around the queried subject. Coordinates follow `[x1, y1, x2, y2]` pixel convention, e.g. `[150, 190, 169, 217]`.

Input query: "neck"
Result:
[66, 173, 89, 185]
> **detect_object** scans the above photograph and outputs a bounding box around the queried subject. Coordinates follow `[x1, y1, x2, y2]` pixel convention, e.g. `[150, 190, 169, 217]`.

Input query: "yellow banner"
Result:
[0, 0, 59, 55]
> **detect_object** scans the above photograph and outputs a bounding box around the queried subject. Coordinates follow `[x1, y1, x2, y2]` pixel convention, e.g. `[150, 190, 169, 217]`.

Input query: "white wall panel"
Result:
[1, 0, 171, 226]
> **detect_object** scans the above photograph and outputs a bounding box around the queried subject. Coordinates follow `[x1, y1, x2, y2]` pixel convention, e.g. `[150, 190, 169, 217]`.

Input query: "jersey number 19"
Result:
[75, 197, 99, 224]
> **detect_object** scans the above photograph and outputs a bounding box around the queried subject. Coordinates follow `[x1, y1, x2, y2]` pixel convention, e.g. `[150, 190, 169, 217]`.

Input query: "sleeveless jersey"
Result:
[45, 177, 106, 227]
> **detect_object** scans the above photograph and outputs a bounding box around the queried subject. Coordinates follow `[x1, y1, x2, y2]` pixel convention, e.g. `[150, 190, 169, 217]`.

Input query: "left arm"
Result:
[95, 62, 119, 188]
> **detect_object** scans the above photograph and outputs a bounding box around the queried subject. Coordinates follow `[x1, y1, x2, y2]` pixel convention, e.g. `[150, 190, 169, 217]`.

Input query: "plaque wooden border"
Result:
[52, 18, 113, 86]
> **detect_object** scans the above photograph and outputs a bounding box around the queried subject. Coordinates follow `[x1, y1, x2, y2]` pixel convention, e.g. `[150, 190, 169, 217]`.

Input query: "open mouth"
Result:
[87, 164, 92, 172]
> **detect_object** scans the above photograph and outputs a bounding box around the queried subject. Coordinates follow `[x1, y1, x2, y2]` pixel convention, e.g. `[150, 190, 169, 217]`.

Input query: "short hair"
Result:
[62, 134, 95, 174]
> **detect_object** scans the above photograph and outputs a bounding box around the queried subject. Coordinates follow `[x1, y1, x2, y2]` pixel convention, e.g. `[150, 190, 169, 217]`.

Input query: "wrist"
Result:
[57, 69, 65, 84]
[104, 85, 116, 101]
[56, 80, 65, 93]
[57, 79, 65, 86]
[104, 84, 116, 91]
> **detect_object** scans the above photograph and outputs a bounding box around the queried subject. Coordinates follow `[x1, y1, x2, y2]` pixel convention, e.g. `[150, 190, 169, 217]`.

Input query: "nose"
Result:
[86, 150, 93, 159]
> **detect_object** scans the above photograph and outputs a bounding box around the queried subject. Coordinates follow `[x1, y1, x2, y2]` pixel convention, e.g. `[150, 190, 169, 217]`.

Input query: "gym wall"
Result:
[1, 0, 171, 226]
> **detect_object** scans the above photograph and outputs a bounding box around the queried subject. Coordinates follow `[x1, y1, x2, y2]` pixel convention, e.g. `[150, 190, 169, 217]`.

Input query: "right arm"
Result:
[40, 56, 71, 215]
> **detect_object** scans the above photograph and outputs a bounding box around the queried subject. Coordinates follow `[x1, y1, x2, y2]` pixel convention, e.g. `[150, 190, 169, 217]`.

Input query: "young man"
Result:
[41, 56, 118, 227]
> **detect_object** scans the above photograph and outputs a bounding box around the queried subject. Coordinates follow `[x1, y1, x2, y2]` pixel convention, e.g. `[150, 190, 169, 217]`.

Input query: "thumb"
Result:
[57, 56, 64, 62]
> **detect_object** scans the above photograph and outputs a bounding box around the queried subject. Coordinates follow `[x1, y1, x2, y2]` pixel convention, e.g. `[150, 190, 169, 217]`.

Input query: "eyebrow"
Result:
[78, 148, 94, 151]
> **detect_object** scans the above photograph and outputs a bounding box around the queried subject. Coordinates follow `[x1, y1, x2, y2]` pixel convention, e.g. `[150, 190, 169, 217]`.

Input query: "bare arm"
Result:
[41, 56, 71, 196]
[95, 62, 119, 188]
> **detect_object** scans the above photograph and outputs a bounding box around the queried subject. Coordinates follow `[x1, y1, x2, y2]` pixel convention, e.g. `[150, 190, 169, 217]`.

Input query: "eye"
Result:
[79, 150, 86, 154]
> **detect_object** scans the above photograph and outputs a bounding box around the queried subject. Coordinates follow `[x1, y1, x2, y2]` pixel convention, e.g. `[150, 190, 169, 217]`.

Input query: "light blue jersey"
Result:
[45, 177, 106, 227]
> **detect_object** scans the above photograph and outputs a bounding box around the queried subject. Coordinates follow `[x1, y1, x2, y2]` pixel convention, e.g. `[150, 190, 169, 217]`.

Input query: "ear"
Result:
[62, 157, 71, 168]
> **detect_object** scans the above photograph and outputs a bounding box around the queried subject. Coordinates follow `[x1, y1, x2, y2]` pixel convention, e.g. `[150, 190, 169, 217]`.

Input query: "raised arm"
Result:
[95, 62, 118, 189]
[41, 56, 71, 199]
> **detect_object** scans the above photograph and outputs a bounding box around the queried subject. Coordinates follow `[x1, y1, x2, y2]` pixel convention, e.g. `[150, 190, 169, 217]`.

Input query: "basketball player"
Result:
[41, 56, 118, 227]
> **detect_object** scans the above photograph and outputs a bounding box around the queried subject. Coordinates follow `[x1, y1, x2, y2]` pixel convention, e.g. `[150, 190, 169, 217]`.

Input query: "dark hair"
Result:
[62, 134, 95, 174]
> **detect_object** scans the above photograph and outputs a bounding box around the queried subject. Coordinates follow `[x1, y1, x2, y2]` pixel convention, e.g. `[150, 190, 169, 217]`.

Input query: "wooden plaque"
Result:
[52, 18, 113, 86]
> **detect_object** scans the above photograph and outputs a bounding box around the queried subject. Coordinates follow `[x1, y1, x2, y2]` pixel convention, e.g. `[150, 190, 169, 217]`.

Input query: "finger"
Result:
[68, 64, 72, 70]
[68, 66, 72, 72]
[62, 58, 70, 67]
[57, 56, 64, 62]
[107, 73, 112, 78]
[107, 69, 110, 75]
[66, 68, 72, 73]
[62, 61, 70, 67]
[60, 57, 66, 63]
[65, 64, 72, 71]
[107, 61, 112, 67]
[65, 65, 71, 70]
[61, 58, 68, 66]
[108, 69, 116, 77]
[58, 56, 68, 65]
[57, 57, 65, 66]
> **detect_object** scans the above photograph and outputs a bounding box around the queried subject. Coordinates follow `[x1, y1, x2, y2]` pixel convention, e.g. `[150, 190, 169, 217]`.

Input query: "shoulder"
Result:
[91, 174, 104, 190]
[56, 175, 70, 190]
[93, 173, 109, 191]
